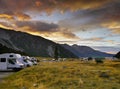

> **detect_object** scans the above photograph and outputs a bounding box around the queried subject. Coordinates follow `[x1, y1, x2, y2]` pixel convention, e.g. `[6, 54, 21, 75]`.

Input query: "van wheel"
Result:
[27, 64, 30, 67]
[13, 68, 22, 71]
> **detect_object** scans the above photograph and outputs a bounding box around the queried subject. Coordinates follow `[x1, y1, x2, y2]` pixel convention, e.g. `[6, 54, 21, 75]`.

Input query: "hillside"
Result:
[114, 51, 120, 58]
[0, 43, 26, 55]
[0, 28, 77, 58]
[61, 44, 113, 57]
[0, 28, 113, 58]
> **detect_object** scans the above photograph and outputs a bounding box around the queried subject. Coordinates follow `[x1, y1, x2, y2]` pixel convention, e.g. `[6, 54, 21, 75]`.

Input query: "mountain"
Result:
[114, 51, 120, 58]
[0, 28, 114, 58]
[0, 28, 77, 58]
[0, 43, 26, 55]
[61, 44, 113, 57]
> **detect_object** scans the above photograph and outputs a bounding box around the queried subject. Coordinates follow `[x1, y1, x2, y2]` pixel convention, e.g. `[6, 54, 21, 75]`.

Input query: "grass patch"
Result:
[0, 59, 120, 89]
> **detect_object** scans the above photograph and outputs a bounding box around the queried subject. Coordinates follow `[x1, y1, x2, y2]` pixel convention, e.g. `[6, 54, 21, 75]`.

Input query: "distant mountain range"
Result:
[61, 44, 113, 57]
[0, 28, 114, 58]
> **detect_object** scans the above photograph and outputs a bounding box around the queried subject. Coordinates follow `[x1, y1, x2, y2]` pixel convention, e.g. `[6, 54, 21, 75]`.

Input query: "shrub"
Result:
[95, 59, 104, 64]
[99, 72, 110, 78]
[88, 57, 93, 61]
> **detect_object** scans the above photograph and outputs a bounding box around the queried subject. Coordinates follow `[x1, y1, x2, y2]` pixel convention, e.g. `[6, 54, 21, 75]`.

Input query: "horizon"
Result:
[0, 0, 120, 54]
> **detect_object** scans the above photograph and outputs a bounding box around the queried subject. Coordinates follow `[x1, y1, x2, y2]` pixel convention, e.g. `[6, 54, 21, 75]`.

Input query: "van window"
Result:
[8, 59, 16, 64]
[9, 55, 14, 57]
[23, 59, 28, 63]
[0, 58, 6, 62]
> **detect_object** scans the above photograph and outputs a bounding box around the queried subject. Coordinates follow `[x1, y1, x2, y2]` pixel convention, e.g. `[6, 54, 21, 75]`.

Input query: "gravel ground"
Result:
[0, 70, 14, 83]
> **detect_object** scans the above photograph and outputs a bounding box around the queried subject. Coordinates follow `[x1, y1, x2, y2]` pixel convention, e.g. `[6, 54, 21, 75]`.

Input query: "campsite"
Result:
[0, 55, 120, 89]
[0, 0, 120, 89]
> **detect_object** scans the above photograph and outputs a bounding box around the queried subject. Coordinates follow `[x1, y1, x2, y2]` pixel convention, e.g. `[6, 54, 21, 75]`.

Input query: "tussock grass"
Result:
[0, 59, 120, 89]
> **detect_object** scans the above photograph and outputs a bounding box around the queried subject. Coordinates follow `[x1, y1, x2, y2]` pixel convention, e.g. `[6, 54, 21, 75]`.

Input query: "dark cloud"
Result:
[0, 0, 113, 14]
[15, 21, 59, 32]
[0, 0, 117, 29]
[0, 0, 119, 43]
[15, 21, 79, 39]
[0, 20, 79, 40]
[59, 0, 120, 31]
[85, 0, 120, 22]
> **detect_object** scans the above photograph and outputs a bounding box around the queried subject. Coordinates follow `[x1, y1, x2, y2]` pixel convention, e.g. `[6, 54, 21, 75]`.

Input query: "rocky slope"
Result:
[0, 28, 77, 58]
[61, 44, 113, 57]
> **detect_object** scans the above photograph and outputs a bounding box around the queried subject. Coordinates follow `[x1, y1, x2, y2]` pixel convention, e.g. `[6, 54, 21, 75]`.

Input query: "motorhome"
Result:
[18, 56, 33, 67]
[29, 57, 38, 65]
[0, 53, 24, 71]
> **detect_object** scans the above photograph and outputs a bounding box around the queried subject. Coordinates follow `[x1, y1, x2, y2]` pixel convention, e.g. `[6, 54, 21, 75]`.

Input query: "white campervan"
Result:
[0, 53, 24, 71]
[29, 57, 38, 65]
[18, 56, 33, 67]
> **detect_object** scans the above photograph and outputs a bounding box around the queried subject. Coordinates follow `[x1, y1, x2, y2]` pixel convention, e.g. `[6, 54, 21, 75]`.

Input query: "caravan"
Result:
[0, 53, 24, 71]
[18, 56, 33, 67]
[29, 57, 38, 65]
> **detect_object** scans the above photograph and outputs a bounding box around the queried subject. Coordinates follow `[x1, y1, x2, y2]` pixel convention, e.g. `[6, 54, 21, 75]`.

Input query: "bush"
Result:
[88, 57, 93, 61]
[95, 59, 104, 64]
[99, 72, 109, 78]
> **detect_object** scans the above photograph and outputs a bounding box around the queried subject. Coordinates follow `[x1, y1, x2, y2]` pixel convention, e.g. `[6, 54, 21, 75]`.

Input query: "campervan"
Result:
[29, 57, 38, 65]
[0, 53, 24, 71]
[18, 56, 33, 67]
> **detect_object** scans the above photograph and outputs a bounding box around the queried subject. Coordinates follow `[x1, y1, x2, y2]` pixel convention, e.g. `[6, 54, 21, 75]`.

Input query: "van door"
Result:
[0, 58, 7, 70]
[7, 58, 16, 69]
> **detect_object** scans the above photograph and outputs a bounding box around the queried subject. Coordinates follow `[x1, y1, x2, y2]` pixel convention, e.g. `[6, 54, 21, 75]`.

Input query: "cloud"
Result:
[0, 0, 118, 29]
[0, 20, 79, 41]
[0, 22, 13, 29]
[0, 22, 12, 29]
[102, 22, 120, 34]
[85, 37, 104, 41]
[15, 21, 59, 32]
[15, 21, 79, 39]
[14, 12, 31, 21]
[0, 0, 113, 14]
[92, 46, 120, 54]
[58, 0, 120, 32]
[0, 12, 31, 21]
[86, 1, 120, 23]
[0, 14, 14, 20]
[0, 0, 119, 46]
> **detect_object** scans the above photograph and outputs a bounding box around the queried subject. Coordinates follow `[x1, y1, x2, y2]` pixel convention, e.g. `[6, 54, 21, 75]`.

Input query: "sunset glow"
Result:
[0, 0, 120, 53]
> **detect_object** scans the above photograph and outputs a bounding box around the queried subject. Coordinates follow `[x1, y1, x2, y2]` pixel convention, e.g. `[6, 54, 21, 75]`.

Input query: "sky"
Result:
[0, 0, 120, 54]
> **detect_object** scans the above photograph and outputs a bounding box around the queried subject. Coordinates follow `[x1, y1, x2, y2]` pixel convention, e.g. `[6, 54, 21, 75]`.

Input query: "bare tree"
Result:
[54, 45, 59, 60]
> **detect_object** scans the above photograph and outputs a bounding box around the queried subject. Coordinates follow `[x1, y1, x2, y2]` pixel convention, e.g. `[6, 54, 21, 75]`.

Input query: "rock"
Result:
[33, 83, 38, 87]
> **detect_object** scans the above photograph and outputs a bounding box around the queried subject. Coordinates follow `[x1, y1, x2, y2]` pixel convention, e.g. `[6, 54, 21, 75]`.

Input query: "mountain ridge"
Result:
[0, 28, 113, 58]
[61, 44, 113, 57]
[0, 28, 77, 58]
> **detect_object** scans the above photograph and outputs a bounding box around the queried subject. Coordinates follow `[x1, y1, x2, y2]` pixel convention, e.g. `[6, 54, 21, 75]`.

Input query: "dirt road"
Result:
[0, 71, 14, 83]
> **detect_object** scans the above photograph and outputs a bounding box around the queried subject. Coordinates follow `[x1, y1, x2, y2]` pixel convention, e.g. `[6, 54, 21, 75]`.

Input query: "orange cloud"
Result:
[0, 20, 80, 41]
[35, 1, 42, 7]
[0, 23, 12, 29]
[14, 12, 31, 21]
[0, 12, 31, 21]
[19, 26, 80, 41]
[102, 22, 120, 34]
[0, 14, 14, 20]
[0, 0, 113, 15]
[85, 37, 104, 41]
[0, 22, 13, 29]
